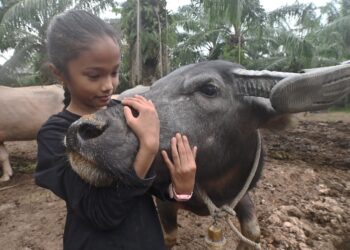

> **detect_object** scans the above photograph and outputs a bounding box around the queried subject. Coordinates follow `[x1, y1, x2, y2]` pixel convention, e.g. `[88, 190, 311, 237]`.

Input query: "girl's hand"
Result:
[161, 133, 197, 195]
[122, 95, 160, 155]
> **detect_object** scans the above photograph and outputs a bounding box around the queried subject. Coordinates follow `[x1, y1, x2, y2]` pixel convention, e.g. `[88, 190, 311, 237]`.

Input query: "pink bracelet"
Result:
[168, 183, 193, 201]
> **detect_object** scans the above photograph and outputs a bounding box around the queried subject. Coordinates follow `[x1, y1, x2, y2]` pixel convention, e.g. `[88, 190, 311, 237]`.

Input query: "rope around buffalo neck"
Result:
[196, 131, 262, 250]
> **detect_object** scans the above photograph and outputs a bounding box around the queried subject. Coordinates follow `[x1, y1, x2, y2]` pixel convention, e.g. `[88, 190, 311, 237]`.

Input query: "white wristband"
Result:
[168, 183, 193, 201]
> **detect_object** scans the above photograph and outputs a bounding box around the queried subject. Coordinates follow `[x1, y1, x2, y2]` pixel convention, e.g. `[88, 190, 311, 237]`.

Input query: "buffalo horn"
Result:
[232, 68, 300, 98]
[270, 64, 350, 113]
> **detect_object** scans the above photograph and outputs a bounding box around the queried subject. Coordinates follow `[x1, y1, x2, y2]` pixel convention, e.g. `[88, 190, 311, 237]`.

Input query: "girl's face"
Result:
[64, 36, 121, 115]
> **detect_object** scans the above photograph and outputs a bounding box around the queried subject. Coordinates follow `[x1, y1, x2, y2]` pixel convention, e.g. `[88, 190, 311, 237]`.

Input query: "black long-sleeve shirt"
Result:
[35, 106, 167, 250]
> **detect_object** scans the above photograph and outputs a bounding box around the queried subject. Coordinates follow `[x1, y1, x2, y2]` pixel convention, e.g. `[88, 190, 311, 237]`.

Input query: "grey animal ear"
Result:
[117, 85, 150, 100]
[232, 68, 300, 98]
[270, 64, 350, 113]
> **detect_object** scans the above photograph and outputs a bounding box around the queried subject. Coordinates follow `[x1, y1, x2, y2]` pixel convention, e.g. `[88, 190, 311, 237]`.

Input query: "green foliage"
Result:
[329, 105, 350, 112]
[115, 0, 168, 86]
[167, 2, 231, 68]
[200, 0, 245, 29]
[245, 1, 350, 72]
[0, 0, 114, 86]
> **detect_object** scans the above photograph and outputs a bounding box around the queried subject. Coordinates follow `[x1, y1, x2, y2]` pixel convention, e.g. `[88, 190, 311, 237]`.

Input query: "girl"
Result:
[35, 10, 197, 250]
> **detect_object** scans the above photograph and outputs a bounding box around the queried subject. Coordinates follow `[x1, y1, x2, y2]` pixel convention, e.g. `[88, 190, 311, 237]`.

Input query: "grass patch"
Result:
[11, 157, 37, 174]
[328, 106, 350, 113]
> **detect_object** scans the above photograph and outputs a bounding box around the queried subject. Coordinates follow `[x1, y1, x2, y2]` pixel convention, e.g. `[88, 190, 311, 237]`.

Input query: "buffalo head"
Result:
[65, 60, 350, 188]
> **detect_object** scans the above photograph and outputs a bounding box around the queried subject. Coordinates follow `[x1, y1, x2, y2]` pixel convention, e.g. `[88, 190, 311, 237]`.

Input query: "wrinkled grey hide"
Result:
[65, 60, 350, 249]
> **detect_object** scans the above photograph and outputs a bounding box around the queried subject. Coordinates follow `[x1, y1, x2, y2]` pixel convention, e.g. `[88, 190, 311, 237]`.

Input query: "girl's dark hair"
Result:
[63, 86, 71, 107]
[46, 10, 119, 107]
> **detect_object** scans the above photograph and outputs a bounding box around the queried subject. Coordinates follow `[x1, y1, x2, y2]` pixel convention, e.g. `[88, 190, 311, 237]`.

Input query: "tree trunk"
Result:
[164, 10, 169, 74]
[136, 0, 142, 85]
[234, 24, 241, 64]
[156, 3, 163, 77]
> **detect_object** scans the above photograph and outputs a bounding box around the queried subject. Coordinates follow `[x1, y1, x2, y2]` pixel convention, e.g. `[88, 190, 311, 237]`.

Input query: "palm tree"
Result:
[117, 0, 168, 86]
[200, 0, 265, 64]
[0, 0, 114, 86]
[261, 1, 350, 72]
[253, 3, 320, 71]
[318, 0, 350, 58]
[167, 2, 230, 68]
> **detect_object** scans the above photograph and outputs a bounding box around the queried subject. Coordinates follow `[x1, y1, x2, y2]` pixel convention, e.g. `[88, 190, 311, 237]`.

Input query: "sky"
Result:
[167, 0, 331, 12]
[0, 0, 334, 65]
[260, 0, 331, 11]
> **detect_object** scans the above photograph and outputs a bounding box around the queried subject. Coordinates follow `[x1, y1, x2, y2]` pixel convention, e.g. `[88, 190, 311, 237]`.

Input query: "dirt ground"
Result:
[0, 112, 349, 250]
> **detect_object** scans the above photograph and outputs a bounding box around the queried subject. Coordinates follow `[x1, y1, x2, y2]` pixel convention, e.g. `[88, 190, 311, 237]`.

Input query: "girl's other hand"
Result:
[161, 133, 197, 195]
[122, 95, 160, 155]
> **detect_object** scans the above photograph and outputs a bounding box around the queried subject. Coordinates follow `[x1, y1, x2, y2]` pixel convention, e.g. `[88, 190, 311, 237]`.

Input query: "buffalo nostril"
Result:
[78, 122, 108, 141]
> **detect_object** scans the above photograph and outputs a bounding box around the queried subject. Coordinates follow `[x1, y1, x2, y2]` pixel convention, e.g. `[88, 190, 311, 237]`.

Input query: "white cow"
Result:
[0, 85, 64, 181]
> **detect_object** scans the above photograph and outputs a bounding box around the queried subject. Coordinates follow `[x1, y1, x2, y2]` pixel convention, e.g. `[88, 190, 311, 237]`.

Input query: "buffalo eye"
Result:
[198, 83, 219, 97]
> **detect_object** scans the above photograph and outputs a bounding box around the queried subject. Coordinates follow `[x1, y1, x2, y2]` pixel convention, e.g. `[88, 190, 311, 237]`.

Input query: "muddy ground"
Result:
[0, 112, 349, 250]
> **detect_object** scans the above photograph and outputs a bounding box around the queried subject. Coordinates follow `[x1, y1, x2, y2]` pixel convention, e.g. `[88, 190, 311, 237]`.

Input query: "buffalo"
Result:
[65, 60, 350, 249]
[0, 85, 64, 181]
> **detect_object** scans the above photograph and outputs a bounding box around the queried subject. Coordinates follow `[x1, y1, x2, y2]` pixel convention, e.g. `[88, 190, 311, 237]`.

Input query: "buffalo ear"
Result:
[117, 85, 150, 100]
[243, 96, 294, 130]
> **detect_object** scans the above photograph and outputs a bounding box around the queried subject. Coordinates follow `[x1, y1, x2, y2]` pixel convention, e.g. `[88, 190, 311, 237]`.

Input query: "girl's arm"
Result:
[122, 95, 160, 179]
